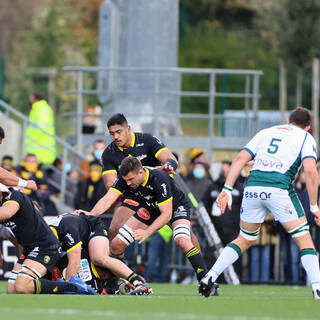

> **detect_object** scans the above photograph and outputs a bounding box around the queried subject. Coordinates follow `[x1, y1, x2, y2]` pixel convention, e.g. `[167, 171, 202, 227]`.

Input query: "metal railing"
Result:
[0, 99, 87, 206]
[62, 66, 263, 152]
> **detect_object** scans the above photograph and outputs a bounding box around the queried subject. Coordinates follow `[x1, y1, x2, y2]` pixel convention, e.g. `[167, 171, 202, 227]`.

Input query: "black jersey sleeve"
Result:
[143, 133, 168, 159]
[153, 172, 173, 207]
[60, 221, 82, 252]
[101, 146, 118, 175]
[2, 190, 22, 209]
[110, 176, 127, 195]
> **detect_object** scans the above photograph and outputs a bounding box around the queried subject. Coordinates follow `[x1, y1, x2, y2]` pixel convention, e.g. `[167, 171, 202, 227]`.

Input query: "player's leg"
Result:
[203, 219, 261, 283]
[15, 248, 96, 295]
[89, 235, 151, 294]
[109, 206, 136, 241]
[281, 216, 320, 298]
[6, 262, 21, 293]
[110, 216, 148, 255]
[171, 218, 207, 282]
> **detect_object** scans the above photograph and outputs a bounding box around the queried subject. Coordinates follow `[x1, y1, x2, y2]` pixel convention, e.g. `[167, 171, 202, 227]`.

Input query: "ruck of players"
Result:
[1, 108, 320, 300]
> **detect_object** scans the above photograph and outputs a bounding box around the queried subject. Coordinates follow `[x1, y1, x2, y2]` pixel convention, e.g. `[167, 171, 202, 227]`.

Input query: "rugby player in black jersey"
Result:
[49, 213, 152, 295]
[0, 184, 96, 295]
[100, 113, 202, 253]
[78, 157, 207, 285]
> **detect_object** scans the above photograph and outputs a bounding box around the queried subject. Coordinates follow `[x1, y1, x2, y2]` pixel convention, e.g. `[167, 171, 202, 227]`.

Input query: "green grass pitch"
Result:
[0, 281, 319, 320]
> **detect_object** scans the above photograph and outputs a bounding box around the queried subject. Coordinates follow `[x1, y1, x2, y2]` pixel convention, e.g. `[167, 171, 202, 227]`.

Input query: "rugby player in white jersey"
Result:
[199, 107, 320, 299]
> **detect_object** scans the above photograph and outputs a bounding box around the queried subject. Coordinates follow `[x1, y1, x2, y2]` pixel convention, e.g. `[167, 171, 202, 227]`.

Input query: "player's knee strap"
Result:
[240, 226, 260, 241]
[118, 224, 135, 246]
[173, 224, 190, 240]
[288, 222, 309, 238]
[21, 264, 41, 279]
[7, 270, 19, 284]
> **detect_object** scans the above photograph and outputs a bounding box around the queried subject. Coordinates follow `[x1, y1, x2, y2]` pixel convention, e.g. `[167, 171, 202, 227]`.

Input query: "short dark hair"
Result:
[0, 126, 5, 139]
[32, 93, 44, 101]
[289, 107, 311, 128]
[119, 157, 143, 176]
[107, 113, 128, 128]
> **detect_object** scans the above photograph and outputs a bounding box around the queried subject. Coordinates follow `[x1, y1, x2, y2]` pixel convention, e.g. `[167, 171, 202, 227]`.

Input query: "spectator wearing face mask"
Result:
[75, 161, 106, 212]
[80, 140, 106, 179]
[31, 181, 58, 216]
[186, 148, 213, 182]
[15, 153, 48, 196]
[1, 155, 18, 176]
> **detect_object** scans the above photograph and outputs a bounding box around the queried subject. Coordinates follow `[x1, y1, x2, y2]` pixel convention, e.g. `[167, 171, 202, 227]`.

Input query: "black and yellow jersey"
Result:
[49, 213, 107, 253]
[111, 167, 188, 211]
[0, 189, 59, 250]
[101, 132, 167, 176]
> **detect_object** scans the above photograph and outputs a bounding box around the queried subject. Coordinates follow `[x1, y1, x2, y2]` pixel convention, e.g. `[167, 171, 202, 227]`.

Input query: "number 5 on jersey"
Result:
[267, 138, 282, 154]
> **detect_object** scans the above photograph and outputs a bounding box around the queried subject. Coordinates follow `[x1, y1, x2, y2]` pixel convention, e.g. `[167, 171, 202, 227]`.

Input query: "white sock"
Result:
[300, 250, 320, 290]
[208, 244, 241, 282]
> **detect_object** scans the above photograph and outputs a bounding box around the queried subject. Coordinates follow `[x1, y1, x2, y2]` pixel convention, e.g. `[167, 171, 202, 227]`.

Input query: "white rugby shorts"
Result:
[240, 186, 305, 223]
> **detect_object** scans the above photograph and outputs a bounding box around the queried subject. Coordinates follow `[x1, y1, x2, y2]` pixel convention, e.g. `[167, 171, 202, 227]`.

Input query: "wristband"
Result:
[164, 158, 178, 172]
[310, 204, 319, 213]
[223, 184, 233, 192]
[17, 178, 28, 188]
[223, 184, 233, 206]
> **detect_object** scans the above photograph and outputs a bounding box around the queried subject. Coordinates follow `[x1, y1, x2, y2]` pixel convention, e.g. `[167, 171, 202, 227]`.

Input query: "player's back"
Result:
[245, 124, 316, 189]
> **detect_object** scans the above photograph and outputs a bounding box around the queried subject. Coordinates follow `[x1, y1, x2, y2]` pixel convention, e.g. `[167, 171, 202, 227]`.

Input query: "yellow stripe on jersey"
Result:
[110, 187, 123, 195]
[102, 169, 117, 176]
[158, 196, 173, 207]
[2, 200, 20, 209]
[141, 168, 150, 187]
[155, 147, 168, 158]
[66, 241, 82, 253]
[90, 262, 100, 279]
[50, 227, 59, 239]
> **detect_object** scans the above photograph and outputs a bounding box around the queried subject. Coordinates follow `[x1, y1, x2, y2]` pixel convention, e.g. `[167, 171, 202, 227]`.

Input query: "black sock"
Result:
[34, 279, 78, 294]
[186, 247, 207, 282]
[127, 272, 143, 286]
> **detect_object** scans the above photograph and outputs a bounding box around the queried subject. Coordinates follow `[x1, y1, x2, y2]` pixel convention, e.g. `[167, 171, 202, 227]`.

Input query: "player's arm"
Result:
[65, 244, 82, 281]
[302, 157, 320, 224]
[156, 149, 178, 174]
[216, 149, 252, 213]
[102, 171, 117, 190]
[133, 199, 172, 244]
[0, 201, 19, 220]
[88, 188, 121, 216]
[0, 167, 37, 190]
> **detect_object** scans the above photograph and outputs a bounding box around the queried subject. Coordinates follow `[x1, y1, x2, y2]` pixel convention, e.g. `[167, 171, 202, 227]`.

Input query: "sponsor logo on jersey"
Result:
[44, 255, 51, 264]
[161, 183, 167, 197]
[123, 199, 140, 206]
[255, 158, 283, 169]
[276, 125, 293, 131]
[65, 233, 75, 245]
[136, 143, 144, 147]
[137, 208, 151, 220]
[245, 191, 271, 200]
[29, 247, 40, 258]
[136, 154, 147, 161]
[144, 195, 153, 200]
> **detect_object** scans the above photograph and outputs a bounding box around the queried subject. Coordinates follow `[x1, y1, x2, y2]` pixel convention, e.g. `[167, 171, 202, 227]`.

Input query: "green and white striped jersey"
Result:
[244, 124, 317, 190]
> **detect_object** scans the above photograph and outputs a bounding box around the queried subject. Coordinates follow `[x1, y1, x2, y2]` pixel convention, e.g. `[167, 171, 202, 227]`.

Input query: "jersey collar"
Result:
[141, 168, 150, 187]
[118, 133, 136, 151]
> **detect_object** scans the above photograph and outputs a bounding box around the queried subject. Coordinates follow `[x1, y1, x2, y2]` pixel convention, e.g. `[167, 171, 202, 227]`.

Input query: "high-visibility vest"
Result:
[25, 99, 56, 164]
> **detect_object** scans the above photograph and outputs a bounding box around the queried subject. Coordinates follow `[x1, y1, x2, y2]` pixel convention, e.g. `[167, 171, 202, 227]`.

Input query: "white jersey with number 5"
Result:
[244, 124, 317, 190]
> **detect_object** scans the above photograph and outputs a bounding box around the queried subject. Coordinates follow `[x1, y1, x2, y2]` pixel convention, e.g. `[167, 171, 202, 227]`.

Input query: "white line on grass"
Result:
[0, 307, 318, 320]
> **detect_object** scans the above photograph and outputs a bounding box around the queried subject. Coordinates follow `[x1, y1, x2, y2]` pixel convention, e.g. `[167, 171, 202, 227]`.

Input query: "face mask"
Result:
[64, 163, 72, 173]
[37, 192, 50, 200]
[193, 168, 205, 179]
[24, 163, 38, 173]
[90, 171, 101, 183]
[93, 150, 104, 160]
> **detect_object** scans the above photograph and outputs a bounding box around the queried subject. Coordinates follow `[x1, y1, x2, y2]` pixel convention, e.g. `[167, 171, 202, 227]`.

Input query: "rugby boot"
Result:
[69, 275, 97, 295]
[198, 274, 219, 297]
[130, 282, 153, 296]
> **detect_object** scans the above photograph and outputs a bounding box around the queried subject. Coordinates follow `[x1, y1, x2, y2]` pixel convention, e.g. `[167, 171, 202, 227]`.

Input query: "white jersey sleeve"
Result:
[301, 132, 317, 161]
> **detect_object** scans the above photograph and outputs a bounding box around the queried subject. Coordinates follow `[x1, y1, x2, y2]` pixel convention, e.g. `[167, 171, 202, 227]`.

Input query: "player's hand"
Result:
[73, 209, 90, 215]
[216, 190, 232, 214]
[26, 180, 37, 191]
[313, 210, 320, 227]
[133, 229, 151, 244]
[156, 164, 176, 175]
